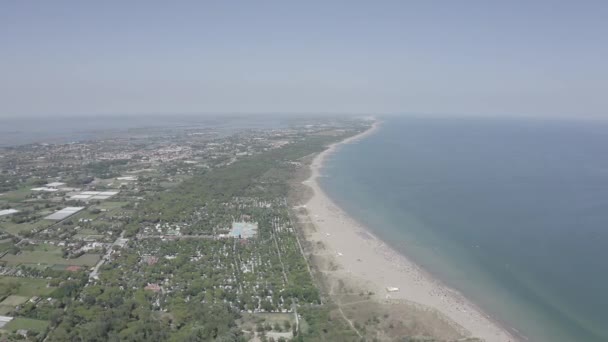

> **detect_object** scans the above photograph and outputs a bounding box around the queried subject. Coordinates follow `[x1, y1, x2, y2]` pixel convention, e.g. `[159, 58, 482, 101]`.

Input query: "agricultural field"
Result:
[0, 241, 16, 254]
[1, 220, 51, 236]
[3, 317, 49, 333]
[0, 295, 30, 315]
[0, 187, 33, 203]
[91, 201, 129, 211]
[0, 277, 55, 298]
[1, 244, 100, 267]
[0, 295, 29, 307]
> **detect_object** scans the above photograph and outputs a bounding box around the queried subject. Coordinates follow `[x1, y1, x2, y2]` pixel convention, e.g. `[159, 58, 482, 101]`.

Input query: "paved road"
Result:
[89, 232, 127, 280]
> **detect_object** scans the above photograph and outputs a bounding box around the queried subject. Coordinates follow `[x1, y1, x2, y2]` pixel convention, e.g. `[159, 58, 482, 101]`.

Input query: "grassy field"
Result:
[0, 277, 55, 297]
[3, 317, 49, 333]
[0, 219, 51, 235]
[238, 312, 295, 333]
[73, 233, 105, 241]
[93, 201, 129, 211]
[0, 241, 15, 254]
[64, 209, 96, 221]
[0, 188, 32, 203]
[72, 227, 104, 240]
[1, 244, 101, 267]
[75, 228, 98, 235]
[0, 295, 28, 306]
[0, 295, 28, 315]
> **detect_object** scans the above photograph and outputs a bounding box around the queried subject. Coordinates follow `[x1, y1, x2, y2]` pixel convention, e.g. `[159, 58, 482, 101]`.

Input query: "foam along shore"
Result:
[302, 120, 518, 342]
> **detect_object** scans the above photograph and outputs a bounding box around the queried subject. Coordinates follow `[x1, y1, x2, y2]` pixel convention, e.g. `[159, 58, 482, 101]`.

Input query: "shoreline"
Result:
[301, 120, 519, 342]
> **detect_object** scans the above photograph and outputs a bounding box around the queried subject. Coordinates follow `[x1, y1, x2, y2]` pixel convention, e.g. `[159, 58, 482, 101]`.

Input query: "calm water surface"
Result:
[321, 116, 608, 342]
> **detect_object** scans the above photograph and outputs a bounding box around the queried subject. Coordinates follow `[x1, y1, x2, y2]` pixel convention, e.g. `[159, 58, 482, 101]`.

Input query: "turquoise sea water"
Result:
[320, 116, 608, 341]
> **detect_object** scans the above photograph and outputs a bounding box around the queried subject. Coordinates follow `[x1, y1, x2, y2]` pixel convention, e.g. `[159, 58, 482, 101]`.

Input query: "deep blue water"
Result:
[320, 116, 608, 342]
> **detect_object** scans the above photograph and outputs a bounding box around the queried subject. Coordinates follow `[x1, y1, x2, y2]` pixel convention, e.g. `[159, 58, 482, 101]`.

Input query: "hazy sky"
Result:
[1, 1, 607, 119]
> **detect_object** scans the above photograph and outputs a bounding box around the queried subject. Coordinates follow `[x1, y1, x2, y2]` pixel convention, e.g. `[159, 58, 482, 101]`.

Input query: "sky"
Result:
[1, 1, 607, 119]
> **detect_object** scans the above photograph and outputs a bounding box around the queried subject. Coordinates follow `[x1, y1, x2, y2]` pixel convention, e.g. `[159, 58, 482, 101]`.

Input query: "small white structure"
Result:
[117, 176, 137, 181]
[0, 209, 19, 217]
[70, 190, 119, 201]
[46, 182, 66, 188]
[386, 287, 400, 293]
[31, 187, 58, 192]
[45, 207, 85, 220]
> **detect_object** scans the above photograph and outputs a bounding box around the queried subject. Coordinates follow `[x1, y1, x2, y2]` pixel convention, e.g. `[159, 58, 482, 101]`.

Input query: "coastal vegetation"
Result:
[44, 127, 363, 341]
[1, 119, 398, 341]
[0, 118, 479, 341]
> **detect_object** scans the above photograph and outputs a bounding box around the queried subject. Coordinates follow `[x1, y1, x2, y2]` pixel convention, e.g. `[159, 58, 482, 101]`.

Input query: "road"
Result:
[89, 232, 127, 280]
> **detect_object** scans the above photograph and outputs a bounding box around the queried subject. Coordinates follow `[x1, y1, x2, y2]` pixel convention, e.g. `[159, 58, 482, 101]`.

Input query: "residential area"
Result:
[0, 118, 367, 341]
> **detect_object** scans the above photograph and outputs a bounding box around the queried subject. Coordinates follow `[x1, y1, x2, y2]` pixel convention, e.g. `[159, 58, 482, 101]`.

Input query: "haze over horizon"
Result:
[1, 1, 607, 119]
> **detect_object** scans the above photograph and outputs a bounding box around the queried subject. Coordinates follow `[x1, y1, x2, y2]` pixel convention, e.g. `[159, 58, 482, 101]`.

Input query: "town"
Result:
[0, 117, 369, 341]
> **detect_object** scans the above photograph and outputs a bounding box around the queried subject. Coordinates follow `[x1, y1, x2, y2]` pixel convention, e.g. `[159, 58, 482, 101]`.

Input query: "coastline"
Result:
[300, 120, 519, 342]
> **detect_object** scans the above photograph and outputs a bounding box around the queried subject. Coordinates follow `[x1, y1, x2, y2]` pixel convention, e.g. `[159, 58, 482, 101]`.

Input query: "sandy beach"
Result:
[300, 120, 518, 342]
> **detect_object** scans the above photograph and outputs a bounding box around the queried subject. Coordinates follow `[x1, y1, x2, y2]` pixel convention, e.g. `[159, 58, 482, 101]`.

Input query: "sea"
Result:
[320, 115, 608, 342]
